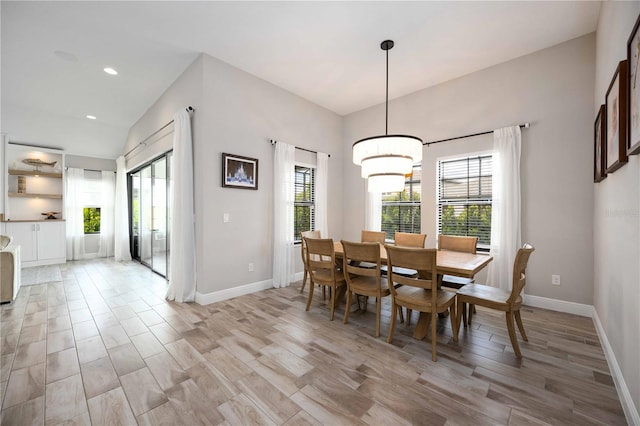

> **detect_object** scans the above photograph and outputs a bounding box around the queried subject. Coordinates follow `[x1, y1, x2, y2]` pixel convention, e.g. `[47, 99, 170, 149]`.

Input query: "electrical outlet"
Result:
[551, 275, 561, 286]
[223, 213, 230, 223]
[248, 263, 254, 272]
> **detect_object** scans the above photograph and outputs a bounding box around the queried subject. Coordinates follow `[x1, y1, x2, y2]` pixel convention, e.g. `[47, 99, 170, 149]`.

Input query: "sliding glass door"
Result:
[129, 152, 172, 277]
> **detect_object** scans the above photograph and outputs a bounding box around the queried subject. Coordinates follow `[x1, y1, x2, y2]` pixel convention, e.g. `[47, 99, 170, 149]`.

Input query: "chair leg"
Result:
[375, 295, 382, 337]
[467, 302, 474, 325]
[398, 306, 405, 324]
[387, 300, 397, 344]
[455, 298, 463, 341]
[322, 286, 326, 300]
[514, 310, 528, 341]
[343, 290, 352, 324]
[300, 270, 307, 293]
[405, 309, 412, 327]
[506, 310, 522, 358]
[305, 280, 314, 311]
[431, 311, 438, 362]
[449, 303, 457, 343]
[329, 285, 336, 321]
[462, 302, 468, 327]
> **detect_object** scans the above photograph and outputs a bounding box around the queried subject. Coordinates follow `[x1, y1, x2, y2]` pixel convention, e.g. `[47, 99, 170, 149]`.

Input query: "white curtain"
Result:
[487, 126, 522, 291]
[315, 152, 329, 237]
[114, 156, 131, 261]
[365, 189, 382, 232]
[65, 168, 86, 260]
[98, 171, 115, 258]
[272, 142, 295, 288]
[166, 109, 197, 302]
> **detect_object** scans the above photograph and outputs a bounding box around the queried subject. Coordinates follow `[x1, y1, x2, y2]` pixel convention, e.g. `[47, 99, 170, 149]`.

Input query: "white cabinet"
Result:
[5, 221, 66, 267]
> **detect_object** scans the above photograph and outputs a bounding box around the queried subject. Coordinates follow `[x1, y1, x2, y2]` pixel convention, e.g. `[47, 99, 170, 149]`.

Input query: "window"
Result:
[294, 165, 315, 242]
[381, 165, 421, 241]
[437, 155, 492, 249]
[84, 207, 101, 234]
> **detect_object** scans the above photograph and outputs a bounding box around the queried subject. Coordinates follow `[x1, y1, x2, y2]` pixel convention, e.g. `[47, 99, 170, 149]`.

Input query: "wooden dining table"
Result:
[333, 241, 493, 339]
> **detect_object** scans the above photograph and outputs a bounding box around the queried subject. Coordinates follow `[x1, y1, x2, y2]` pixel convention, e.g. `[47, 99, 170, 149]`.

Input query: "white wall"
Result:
[125, 53, 343, 297]
[594, 1, 640, 418]
[343, 34, 596, 305]
[65, 155, 116, 172]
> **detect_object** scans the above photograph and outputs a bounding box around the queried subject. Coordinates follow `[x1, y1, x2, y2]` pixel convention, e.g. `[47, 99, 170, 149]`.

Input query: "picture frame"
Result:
[627, 13, 640, 155]
[594, 105, 606, 183]
[605, 60, 628, 174]
[222, 153, 258, 190]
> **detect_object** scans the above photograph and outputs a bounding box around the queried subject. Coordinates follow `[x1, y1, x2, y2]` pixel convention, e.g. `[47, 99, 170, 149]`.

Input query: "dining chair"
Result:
[304, 237, 346, 321]
[341, 240, 390, 337]
[361, 230, 386, 243]
[394, 232, 426, 248]
[300, 230, 321, 294]
[385, 245, 457, 361]
[438, 234, 479, 324]
[455, 243, 535, 358]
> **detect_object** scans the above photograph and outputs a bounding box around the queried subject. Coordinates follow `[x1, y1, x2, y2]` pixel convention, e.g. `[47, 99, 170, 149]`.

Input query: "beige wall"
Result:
[125, 53, 343, 296]
[594, 1, 640, 417]
[343, 34, 596, 305]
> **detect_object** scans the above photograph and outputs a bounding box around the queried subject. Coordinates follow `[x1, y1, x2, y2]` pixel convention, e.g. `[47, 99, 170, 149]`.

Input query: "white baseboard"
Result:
[523, 294, 593, 317]
[592, 310, 640, 426]
[293, 271, 304, 282]
[195, 279, 273, 305]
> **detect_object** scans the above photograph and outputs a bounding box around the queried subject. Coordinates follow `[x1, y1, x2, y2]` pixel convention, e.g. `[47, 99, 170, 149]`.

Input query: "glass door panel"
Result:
[151, 158, 167, 276]
[131, 172, 141, 259]
[166, 153, 172, 278]
[140, 165, 153, 267]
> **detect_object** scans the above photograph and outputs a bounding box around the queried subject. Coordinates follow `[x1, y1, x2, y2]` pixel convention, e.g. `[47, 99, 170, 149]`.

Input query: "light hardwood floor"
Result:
[0, 258, 627, 425]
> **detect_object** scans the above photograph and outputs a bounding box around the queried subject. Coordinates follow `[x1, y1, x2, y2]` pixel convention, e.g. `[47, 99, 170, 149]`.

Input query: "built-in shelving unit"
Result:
[8, 169, 63, 178]
[8, 192, 63, 199]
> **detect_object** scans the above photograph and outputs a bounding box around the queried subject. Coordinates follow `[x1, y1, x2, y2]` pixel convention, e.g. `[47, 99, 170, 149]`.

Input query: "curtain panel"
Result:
[114, 156, 132, 261]
[272, 142, 296, 288]
[65, 168, 86, 260]
[98, 171, 115, 258]
[315, 152, 329, 237]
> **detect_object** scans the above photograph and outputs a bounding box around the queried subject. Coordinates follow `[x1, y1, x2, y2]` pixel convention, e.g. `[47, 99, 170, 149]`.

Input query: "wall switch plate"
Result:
[551, 275, 561, 285]
[248, 263, 254, 272]
[223, 213, 230, 223]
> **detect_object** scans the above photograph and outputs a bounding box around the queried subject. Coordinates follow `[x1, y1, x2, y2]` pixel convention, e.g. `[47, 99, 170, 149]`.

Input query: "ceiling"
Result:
[1, 1, 601, 159]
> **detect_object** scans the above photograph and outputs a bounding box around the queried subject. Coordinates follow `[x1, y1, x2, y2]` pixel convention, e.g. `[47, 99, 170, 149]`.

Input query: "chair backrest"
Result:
[438, 234, 478, 254]
[361, 230, 386, 244]
[304, 237, 337, 283]
[394, 232, 426, 248]
[0, 235, 12, 250]
[384, 245, 437, 296]
[300, 230, 321, 266]
[341, 240, 383, 290]
[508, 243, 535, 303]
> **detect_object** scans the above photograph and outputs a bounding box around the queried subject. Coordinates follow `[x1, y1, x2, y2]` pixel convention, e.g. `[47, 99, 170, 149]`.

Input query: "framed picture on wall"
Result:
[627, 13, 640, 155]
[605, 60, 628, 174]
[222, 153, 259, 190]
[594, 105, 607, 183]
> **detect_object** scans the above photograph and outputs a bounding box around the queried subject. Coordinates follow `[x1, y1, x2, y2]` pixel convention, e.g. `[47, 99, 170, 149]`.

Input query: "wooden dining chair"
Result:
[300, 230, 321, 294]
[341, 240, 390, 337]
[394, 232, 426, 248]
[304, 237, 346, 321]
[385, 245, 457, 361]
[438, 234, 479, 323]
[455, 243, 535, 358]
[361, 230, 386, 244]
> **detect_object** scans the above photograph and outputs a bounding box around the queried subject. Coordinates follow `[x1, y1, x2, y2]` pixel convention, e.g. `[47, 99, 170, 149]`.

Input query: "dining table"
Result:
[332, 241, 493, 340]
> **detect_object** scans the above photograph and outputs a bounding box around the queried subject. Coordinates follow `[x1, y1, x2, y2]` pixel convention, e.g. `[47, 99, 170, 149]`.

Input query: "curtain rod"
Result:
[423, 122, 530, 147]
[124, 106, 194, 159]
[269, 139, 331, 157]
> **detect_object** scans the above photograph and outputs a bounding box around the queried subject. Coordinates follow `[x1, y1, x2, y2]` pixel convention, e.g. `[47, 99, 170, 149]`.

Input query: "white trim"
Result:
[195, 279, 273, 305]
[593, 309, 640, 425]
[523, 294, 593, 317]
[294, 271, 304, 282]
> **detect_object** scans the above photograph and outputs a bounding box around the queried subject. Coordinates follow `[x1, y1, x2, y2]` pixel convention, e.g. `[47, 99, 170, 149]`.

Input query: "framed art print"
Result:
[222, 153, 258, 190]
[605, 60, 628, 174]
[627, 13, 640, 154]
[594, 105, 606, 183]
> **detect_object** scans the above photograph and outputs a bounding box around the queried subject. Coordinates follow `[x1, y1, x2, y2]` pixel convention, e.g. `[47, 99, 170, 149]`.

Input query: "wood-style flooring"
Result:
[0, 258, 627, 425]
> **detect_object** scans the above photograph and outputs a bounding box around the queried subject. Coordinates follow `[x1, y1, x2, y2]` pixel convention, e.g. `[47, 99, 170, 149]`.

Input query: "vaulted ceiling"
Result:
[1, 1, 600, 159]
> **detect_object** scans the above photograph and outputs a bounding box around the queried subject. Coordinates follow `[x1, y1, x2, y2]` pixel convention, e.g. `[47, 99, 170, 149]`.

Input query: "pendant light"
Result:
[353, 40, 423, 193]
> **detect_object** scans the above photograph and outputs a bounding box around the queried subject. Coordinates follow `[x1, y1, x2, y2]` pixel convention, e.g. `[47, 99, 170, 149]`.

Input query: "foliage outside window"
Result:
[294, 165, 315, 243]
[381, 165, 421, 241]
[438, 155, 492, 248]
[84, 207, 101, 234]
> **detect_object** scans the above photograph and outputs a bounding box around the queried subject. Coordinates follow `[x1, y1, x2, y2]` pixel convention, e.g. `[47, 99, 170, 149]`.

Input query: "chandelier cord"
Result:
[385, 46, 389, 135]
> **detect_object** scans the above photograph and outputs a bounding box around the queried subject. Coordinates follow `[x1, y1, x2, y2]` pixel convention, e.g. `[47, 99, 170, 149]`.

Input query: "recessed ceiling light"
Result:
[86, 115, 97, 120]
[103, 67, 118, 75]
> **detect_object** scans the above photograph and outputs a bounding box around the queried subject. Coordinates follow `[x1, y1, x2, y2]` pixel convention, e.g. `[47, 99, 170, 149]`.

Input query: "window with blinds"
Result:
[381, 165, 421, 241]
[294, 165, 315, 242]
[437, 155, 492, 249]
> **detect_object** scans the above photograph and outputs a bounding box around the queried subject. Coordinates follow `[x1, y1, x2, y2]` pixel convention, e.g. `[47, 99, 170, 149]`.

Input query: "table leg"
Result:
[413, 312, 431, 340]
[330, 285, 346, 309]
